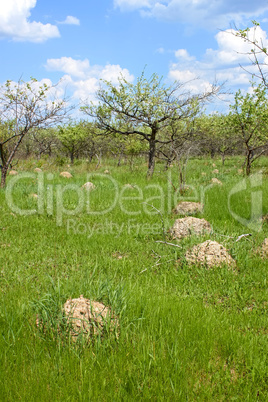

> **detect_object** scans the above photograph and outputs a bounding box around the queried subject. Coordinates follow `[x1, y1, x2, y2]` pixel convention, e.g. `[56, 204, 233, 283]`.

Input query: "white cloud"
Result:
[156, 47, 165, 54]
[114, 0, 268, 29]
[205, 27, 268, 67]
[46, 57, 90, 78]
[58, 16, 80, 25]
[45, 57, 135, 101]
[175, 49, 195, 61]
[169, 26, 268, 95]
[0, 0, 60, 42]
[168, 68, 213, 94]
[114, 0, 154, 11]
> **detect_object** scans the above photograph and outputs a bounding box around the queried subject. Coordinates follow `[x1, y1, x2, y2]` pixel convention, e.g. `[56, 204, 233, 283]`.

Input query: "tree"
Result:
[0, 78, 70, 187]
[196, 113, 240, 165]
[82, 71, 218, 176]
[233, 21, 268, 88]
[57, 121, 89, 164]
[31, 127, 58, 159]
[230, 83, 268, 175]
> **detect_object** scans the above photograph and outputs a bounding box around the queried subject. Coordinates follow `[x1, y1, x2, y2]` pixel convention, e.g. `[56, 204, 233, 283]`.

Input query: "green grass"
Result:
[0, 156, 267, 400]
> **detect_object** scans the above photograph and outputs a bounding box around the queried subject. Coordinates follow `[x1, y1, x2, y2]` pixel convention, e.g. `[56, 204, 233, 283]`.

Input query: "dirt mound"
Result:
[261, 238, 268, 256]
[211, 178, 222, 186]
[60, 171, 72, 178]
[63, 295, 119, 341]
[212, 169, 219, 174]
[262, 214, 268, 223]
[29, 193, 38, 199]
[9, 170, 18, 176]
[34, 168, 42, 173]
[173, 201, 203, 215]
[185, 240, 235, 267]
[170, 217, 212, 239]
[104, 169, 110, 174]
[81, 182, 95, 191]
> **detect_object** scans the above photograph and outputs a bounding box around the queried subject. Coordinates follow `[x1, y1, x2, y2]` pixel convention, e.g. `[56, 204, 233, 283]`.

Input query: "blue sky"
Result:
[1, 0, 268, 114]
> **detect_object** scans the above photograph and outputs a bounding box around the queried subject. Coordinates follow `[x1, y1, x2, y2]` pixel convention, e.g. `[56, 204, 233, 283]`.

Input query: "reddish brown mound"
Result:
[170, 217, 212, 239]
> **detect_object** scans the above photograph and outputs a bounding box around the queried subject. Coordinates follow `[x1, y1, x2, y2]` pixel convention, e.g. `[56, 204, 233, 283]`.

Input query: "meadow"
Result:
[0, 156, 267, 401]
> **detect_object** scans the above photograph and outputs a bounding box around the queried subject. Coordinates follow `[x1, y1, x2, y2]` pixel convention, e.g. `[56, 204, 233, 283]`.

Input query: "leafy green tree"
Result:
[82, 71, 218, 176]
[0, 78, 69, 187]
[31, 127, 58, 159]
[57, 121, 89, 164]
[230, 84, 268, 175]
[196, 113, 240, 164]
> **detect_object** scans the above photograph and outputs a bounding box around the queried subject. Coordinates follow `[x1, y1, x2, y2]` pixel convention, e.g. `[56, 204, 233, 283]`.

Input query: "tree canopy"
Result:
[82, 71, 218, 176]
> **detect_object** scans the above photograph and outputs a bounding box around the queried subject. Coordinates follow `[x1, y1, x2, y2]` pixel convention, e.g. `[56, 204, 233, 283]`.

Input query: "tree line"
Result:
[1, 22, 268, 187]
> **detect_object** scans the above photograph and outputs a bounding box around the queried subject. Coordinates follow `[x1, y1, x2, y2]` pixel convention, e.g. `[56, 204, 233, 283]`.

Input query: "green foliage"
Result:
[57, 121, 89, 163]
[82, 71, 217, 175]
[0, 78, 68, 187]
[230, 83, 268, 173]
[0, 157, 267, 399]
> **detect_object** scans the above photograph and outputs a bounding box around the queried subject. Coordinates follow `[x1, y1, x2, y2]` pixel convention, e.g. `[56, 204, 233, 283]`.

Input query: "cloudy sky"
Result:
[1, 0, 268, 113]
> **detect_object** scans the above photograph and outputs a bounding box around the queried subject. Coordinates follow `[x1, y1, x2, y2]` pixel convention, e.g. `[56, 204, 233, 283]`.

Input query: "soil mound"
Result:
[185, 240, 235, 267]
[81, 182, 95, 190]
[63, 295, 119, 341]
[60, 171, 72, 178]
[261, 238, 268, 256]
[173, 201, 203, 215]
[170, 217, 212, 239]
[29, 193, 38, 199]
[9, 170, 18, 175]
[211, 178, 222, 186]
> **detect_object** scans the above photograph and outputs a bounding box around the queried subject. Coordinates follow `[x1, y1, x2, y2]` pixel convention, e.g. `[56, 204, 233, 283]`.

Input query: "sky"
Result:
[1, 0, 268, 115]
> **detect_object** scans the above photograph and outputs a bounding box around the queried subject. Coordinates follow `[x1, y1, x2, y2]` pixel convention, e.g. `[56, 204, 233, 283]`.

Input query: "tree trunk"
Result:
[246, 150, 253, 176]
[1, 166, 8, 188]
[147, 131, 156, 177]
[0, 134, 25, 188]
[117, 150, 123, 167]
[210, 147, 216, 159]
[70, 150, 74, 164]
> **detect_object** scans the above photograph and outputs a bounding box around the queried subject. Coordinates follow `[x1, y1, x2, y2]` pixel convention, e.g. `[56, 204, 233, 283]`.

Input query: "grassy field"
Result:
[0, 156, 267, 401]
